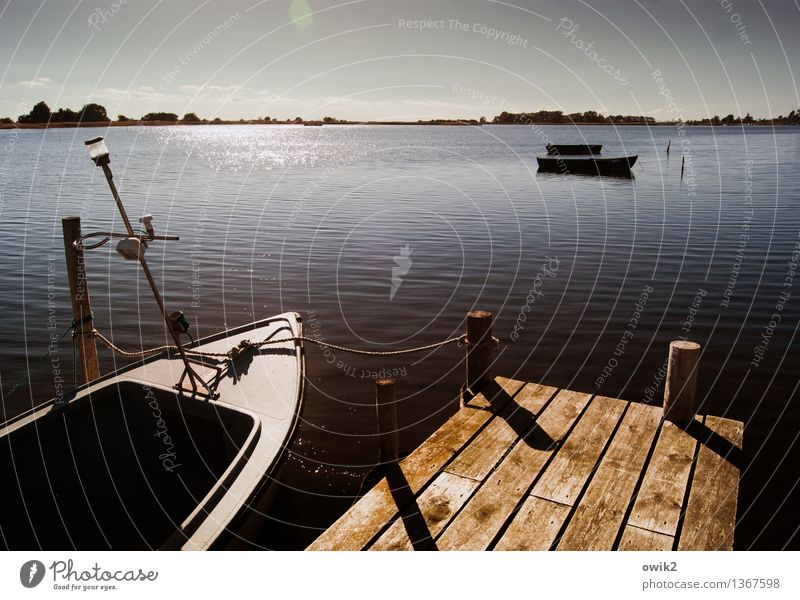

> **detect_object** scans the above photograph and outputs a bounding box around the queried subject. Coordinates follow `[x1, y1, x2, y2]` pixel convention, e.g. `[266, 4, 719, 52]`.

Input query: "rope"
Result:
[2, 323, 493, 415]
[304, 335, 469, 356]
[71, 332, 77, 390]
[93, 330, 176, 357]
[1, 322, 76, 403]
[91, 330, 470, 360]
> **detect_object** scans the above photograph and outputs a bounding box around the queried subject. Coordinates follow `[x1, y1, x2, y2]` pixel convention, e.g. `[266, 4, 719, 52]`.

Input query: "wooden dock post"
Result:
[663, 340, 700, 425]
[666, 139, 671, 154]
[62, 216, 100, 384]
[375, 378, 399, 464]
[465, 310, 494, 395]
[680, 156, 685, 179]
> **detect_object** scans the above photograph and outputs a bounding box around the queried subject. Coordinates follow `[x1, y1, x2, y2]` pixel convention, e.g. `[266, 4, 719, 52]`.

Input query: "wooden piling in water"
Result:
[62, 216, 100, 384]
[681, 156, 685, 179]
[465, 310, 494, 395]
[375, 378, 399, 464]
[663, 340, 700, 425]
[666, 139, 671, 154]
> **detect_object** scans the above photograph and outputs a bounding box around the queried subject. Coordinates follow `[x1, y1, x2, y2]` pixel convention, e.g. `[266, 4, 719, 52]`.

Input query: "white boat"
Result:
[0, 137, 305, 550]
[0, 314, 304, 550]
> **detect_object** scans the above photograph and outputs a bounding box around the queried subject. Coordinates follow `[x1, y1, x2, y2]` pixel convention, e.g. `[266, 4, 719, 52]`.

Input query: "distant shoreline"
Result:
[2, 120, 798, 130]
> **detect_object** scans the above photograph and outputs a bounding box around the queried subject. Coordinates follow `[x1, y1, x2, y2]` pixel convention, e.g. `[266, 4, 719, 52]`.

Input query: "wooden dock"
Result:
[307, 376, 743, 551]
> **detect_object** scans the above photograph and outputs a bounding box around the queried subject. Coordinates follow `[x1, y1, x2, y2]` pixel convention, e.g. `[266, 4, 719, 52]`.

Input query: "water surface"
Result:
[1, 124, 797, 549]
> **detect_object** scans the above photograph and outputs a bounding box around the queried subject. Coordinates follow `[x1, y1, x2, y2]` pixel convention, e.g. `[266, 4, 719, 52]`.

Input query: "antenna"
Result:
[84, 137, 218, 398]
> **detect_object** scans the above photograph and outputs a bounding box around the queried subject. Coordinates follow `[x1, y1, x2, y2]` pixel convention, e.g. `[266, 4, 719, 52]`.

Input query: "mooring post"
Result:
[62, 216, 100, 384]
[666, 139, 671, 154]
[375, 378, 399, 464]
[680, 156, 685, 180]
[663, 340, 701, 425]
[465, 310, 494, 396]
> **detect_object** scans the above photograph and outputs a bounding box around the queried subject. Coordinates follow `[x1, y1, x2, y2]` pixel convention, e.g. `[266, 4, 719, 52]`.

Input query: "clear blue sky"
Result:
[1, 0, 798, 121]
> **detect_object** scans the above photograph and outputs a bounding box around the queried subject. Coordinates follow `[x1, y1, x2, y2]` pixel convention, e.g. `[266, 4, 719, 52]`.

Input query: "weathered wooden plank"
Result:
[626, 420, 698, 537]
[619, 524, 674, 551]
[399, 378, 524, 492]
[531, 395, 625, 506]
[436, 387, 588, 550]
[492, 376, 527, 401]
[677, 415, 743, 551]
[306, 478, 395, 551]
[494, 496, 571, 551]
[444, 382, 558, 482]
[309, 374, 743, 553]
[307, 378, 523, 550]
[370, 471, 478, 550]
[558, 402, 662, 550]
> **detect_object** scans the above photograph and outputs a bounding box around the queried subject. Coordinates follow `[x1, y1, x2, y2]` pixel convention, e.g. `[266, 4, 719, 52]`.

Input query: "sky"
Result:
[1, 0, 799, 121]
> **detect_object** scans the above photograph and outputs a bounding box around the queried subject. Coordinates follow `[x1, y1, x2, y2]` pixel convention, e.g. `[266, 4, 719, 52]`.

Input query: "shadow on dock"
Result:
[685, 419, 742, 467]
[476, 379, 557, 451]
[385, 465, 437, 551]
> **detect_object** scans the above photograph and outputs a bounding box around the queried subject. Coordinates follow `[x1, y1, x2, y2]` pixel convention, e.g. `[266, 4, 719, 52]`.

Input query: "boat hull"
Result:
[0, 313, 304, 550]
[546, 143, 602, 155]
[537, 154, 637, 176]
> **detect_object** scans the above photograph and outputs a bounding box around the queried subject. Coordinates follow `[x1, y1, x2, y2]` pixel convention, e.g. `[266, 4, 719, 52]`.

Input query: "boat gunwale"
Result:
[1, 313, 301, 432]
[545, 143, 603, 155]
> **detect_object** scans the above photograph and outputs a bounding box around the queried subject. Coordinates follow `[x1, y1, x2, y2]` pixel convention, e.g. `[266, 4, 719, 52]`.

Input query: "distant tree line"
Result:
[493, 108, 800, 126]
[10, 102, 211, 124]
[684, 110, 800, 126]
[6, 102, 800, 127]
[493, 110, 656, 125]
[17, 101, 110, 123]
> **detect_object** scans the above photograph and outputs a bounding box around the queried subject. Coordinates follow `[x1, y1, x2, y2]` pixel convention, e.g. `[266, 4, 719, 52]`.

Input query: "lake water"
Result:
[0, 124, 798, 549]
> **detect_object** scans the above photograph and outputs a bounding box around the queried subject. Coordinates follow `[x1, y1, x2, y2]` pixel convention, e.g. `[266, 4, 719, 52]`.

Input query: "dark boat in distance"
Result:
[546, 143, 602, 155]
[537, 154, 638, 177]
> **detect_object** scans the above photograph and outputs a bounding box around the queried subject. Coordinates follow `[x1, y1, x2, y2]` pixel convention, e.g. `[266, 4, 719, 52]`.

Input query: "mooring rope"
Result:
[1, 321, 77, 403]
[1, 326, 496, 429]
[93, 330, 178, 357]
[3, 327, 491, 407]
[92, 329, 472, 360]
